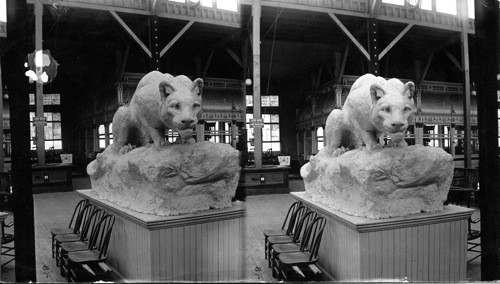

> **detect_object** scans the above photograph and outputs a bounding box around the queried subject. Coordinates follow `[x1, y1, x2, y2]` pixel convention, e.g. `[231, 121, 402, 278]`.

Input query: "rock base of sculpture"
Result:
[87, 141, 241, 216]
[301, 145, 453, 219]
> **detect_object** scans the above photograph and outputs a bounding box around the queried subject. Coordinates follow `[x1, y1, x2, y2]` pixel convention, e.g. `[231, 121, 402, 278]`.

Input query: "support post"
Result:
[150, 15, 160, 71]
[252, 0, 262, 168]
[460, 0, 471, 168]
[4, 0, 36, 280]
[368, 18, 379, 76]
[0, 65, 4, 172]
[474, 0, 500, 280]
[35, 0, 45, 165]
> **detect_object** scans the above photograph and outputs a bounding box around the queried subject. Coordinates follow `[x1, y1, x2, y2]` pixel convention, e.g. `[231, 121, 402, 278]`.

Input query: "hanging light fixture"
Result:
[245, 78, 252, 86]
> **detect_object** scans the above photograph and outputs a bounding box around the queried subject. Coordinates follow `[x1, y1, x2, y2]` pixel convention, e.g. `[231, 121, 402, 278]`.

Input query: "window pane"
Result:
[53, 140, 62, 150]
[45, 141, 54, 149]
[52, 112, 61, 121]
[436, 0, 456, 15]
[317, 126, 324, 137]
[246, 95, 253, 107]
[201, 0, 212, 7]
[467, 0, 474, 18]
[31, 125, 36, 139]
[51, 94, 61, 105]
[45, 124, 53, 139]
[421, 0, 431, 10]
[246, 113, 253, 123]
[261, 96, 270, 107]
[263, 114, 271, 123]
[53, 122, 62, 139]
[271, 124, 280, 141]
[99, 125, 105, 134]
[216, 0, 237, 12]
[263, 124, 271, 141]
[263, 142, 281, 152]
[270, 96, 279, 106]
[382, 0, 404, 5]
[44, 112, 52, 121]
[270, 114, 279, 123]
[99, 139, 106, 149]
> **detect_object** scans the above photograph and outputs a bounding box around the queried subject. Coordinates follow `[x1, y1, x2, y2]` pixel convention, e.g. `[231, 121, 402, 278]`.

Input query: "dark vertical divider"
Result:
[475, 0, 500, 280]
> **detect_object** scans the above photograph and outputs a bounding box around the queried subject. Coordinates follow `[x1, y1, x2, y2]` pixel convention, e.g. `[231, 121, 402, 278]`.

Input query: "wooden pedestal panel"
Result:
[292, 192, 474, 282]
[78, 190, 245, 282]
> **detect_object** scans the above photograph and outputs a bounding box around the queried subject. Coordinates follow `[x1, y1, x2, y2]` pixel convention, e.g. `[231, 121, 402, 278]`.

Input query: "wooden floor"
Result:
[0, 178, 482, 282]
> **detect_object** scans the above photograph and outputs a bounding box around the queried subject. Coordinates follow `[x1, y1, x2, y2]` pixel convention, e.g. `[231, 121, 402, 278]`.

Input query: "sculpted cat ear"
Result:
[159, 81, 176, 100]
[404, 81, 415, 99]
[191, 78, 204, 96]
[370, 84, 386, 104]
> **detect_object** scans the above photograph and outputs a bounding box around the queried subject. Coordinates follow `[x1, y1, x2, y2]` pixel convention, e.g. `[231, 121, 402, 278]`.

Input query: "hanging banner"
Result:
[24, 50, 59, 84]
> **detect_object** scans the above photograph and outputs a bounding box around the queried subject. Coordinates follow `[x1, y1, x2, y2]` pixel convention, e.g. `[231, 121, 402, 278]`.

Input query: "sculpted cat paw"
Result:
[325, 73, 415, 153]
[110, 71, 203, 153]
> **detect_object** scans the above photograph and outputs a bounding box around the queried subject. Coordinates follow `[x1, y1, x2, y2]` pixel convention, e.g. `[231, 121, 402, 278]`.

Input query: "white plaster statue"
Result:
[87, 71, 241, 216]
[111, 71, 204, 154]
[301, 74, 453, 219]
[324, 73, 415, 152]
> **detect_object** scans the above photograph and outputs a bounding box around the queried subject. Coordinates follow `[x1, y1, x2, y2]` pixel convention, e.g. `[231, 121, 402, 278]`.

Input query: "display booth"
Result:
[293, 192, 474, 282]
[78, 190, 245, 282]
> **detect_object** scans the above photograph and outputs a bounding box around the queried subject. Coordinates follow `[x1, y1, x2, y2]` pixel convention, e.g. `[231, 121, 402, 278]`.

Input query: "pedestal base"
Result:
[293, 192, 474, 282]
[78, 190, 245, 282]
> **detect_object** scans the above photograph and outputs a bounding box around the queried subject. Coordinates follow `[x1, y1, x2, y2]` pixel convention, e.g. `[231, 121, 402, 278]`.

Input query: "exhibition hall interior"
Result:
[0, 0, 499, 282]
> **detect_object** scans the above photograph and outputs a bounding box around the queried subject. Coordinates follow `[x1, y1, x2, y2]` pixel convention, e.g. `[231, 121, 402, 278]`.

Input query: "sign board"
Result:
[60, 154, 73, 164]
[249, 118, 264, 128]
[33, 116, 47, 126]
[278, 155, 291, 166]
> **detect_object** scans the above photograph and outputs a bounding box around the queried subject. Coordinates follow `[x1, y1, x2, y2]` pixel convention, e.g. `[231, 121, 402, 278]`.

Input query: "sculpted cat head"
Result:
[369, 81, 415, 141]
[159, 76, 204, 135]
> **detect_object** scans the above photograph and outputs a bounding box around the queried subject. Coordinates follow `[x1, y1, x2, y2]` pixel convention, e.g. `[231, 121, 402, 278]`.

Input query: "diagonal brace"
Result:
[328, 12, 370, 61]
[110, 10, 152, 58]
[160, 20, 195, 57]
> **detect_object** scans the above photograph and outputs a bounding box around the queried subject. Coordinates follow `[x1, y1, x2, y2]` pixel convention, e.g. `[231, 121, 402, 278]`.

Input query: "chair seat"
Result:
[68, 250, 106, 264]
[279, 251, 314, 265]
[264, 229, 287, 237]
[56, 233, 81, 243]
[61, 241, 90, 253]
[2, 233, 14, 244]
[468, 229, 480, 240]
[273, 242, 301, 254]
[268, 235, 294, 244]
[51, 228, 74, 236]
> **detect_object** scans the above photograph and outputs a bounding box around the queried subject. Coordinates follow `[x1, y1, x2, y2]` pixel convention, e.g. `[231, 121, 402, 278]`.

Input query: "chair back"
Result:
[281, 201, 301, 230]
[299, 216, 326, 261]
[88, 214, 116, 259]
[291, 210, 317, 243]
[466, 169, 479, 190]
[68, 199, 88, 231]
[0, 172, 12, 194]
[80, 208, 105, 242]
[286, 205, 307, 236]
[73, 202, 95, 234]
[0, 172, 12, 211]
